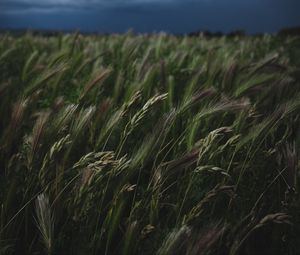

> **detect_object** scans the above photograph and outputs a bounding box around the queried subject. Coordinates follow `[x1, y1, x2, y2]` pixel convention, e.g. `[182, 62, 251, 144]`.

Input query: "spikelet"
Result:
[35, 193, 54, 255]
[73, 151, 115, 170]
[79, 68, 112, 101]
[254, 213, 292, 228]
[126, 93, 168, 135]
[28, 111, 51, 167]
[2, 98, 29, 152]
[39, 134, 71, 186]
[24, 62, 69, 96]
[185, 185, 235, 224]
[70, 106, 95, 142]
[51, 104, 78, 134]
[158, 225, 191, 255]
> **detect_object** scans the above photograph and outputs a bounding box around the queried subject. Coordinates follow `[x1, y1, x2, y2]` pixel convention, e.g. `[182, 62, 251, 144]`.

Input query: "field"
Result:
[0, 32, 300, 254]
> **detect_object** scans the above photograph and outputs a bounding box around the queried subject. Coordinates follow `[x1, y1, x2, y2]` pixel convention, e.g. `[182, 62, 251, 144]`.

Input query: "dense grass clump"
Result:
[0, 32, 300, 254]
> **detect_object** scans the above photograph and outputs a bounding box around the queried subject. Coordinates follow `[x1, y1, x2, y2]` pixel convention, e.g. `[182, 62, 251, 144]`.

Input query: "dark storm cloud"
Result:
[0, 0, 299, 33]
[0, 0, 187, 12]
[1, 0, 299, 13]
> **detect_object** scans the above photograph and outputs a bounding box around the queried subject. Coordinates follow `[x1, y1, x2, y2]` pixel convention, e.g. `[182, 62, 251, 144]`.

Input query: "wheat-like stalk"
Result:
[35, 193, 54, 255]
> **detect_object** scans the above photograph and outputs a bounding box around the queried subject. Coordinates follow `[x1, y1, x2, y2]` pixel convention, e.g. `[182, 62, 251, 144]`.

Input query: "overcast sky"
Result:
[0, 0, 299, 33]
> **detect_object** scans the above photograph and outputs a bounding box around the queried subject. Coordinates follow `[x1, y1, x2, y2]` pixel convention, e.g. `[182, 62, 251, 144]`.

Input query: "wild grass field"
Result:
[0, 32, 300, 255]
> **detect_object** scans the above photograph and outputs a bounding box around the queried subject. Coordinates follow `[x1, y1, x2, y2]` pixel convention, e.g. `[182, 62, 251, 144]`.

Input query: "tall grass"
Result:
[0, 32, 299, 254]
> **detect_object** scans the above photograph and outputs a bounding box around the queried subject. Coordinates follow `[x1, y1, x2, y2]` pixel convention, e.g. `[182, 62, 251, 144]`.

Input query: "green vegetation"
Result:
[0, 32, 300, 254]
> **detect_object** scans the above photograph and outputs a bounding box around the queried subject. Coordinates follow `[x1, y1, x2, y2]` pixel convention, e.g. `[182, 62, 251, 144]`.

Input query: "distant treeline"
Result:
[188, 29, 245, 37]
[0, 26, 300, 37]
[188, 26, 300, 37]
[277, 26, 300, 36]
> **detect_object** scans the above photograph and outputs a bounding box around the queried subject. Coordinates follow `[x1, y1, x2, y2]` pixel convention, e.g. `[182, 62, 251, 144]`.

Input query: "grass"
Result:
[0, 31, 300, 254]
